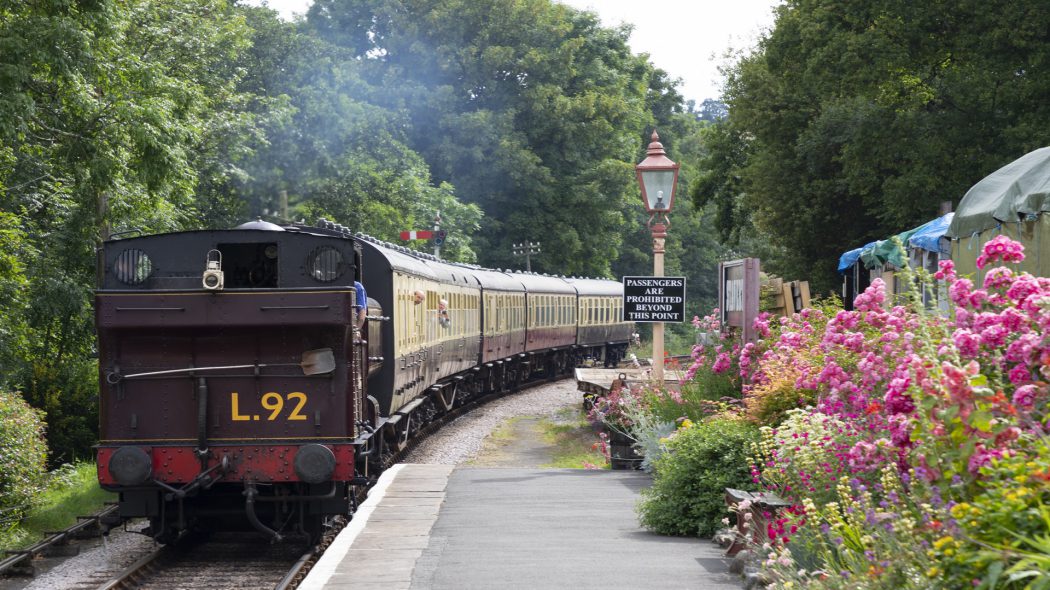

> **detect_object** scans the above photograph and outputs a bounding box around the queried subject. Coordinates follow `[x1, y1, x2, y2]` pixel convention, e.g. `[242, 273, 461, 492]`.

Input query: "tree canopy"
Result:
[1, 0, 719, 461]
[698, 0, 1050, 292]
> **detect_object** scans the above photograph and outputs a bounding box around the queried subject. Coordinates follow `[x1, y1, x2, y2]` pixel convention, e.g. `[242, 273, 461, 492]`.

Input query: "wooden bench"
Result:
[724, 488, 792, 557]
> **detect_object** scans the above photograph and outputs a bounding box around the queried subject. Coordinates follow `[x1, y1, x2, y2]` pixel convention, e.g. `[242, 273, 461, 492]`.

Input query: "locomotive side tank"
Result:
[96, 222, 370, 542]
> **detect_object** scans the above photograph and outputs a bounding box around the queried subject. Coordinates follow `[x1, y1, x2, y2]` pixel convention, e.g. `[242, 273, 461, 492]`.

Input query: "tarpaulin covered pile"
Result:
[837, 213, 954, 273]
[946, 147, 1050, 279]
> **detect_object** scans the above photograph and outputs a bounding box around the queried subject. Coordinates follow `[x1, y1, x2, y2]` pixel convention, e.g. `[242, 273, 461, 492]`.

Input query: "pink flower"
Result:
[1012, 384, 1037, 408]
[712, 352, 732, 374]
[979, 324, 1009, 348]
[1008, 364, 1032, 385]
[950, 279, 975, 307]
[983, 266, 1015, 290]
[854, 279, 887, 312]
[952, 329, 980, 358]
[968, 443, 1004, 475]
[934, 259, 956, 281]
[976, 235, 1025, 269]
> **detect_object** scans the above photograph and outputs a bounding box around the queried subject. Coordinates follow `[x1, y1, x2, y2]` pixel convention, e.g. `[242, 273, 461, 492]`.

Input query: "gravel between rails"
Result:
[405, 379, 581, 464]
[4, 526, 157, 590]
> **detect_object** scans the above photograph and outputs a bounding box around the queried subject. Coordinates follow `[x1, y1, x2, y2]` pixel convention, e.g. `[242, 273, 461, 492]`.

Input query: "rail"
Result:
[0, 504, 122, 577]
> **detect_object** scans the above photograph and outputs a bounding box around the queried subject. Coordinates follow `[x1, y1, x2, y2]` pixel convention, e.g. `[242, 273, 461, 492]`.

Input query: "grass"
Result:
[0, 463, 115, 551]
[539, 407, 610, 469]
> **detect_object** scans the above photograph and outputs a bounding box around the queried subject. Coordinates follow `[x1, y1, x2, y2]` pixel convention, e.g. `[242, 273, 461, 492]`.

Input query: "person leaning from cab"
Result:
[354, 280, 368, 329]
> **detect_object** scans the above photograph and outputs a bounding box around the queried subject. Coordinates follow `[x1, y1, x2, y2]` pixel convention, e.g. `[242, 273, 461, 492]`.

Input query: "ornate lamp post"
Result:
[635, 130, 680, 382]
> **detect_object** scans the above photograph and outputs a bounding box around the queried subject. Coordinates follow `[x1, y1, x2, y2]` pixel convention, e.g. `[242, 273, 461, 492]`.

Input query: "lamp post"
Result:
[635, 130, 680, 382]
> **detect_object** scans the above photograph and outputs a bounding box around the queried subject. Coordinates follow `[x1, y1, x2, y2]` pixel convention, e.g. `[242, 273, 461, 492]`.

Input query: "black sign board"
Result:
[622, 276, 686, 323]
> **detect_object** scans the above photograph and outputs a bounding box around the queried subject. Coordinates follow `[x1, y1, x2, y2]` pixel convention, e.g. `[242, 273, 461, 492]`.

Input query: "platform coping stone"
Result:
[298, 464, 454, 590]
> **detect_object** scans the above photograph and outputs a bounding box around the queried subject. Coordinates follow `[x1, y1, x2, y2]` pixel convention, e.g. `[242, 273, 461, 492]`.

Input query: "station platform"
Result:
[300, 464, 739, 590]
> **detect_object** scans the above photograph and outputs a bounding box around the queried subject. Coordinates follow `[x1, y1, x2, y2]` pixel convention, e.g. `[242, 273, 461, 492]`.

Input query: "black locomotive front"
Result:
[95, 221, 374, 542]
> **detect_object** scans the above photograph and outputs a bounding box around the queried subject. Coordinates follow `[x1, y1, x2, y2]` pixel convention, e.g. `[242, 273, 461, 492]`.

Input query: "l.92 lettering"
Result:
[231, 392, 308, 421]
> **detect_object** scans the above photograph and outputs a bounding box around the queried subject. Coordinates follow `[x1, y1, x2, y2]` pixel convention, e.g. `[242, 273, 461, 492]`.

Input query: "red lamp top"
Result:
[634, 130, 680, 214]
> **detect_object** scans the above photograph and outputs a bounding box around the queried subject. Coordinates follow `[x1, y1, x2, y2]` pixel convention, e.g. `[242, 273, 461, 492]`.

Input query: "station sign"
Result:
[622, 276, 686, 323]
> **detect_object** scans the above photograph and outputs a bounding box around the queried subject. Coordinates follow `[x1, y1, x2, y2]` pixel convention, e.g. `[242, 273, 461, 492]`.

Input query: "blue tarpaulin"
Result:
[908, 212, 953, 254]
[838, 241, 877, 273]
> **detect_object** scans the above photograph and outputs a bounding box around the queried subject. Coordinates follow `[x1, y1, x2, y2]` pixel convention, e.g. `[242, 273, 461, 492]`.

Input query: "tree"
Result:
[307, 0, 658, 276]
[230, 5, 483, 261]
[0, 0, 268, 462]
[704, 0, 1050, 292]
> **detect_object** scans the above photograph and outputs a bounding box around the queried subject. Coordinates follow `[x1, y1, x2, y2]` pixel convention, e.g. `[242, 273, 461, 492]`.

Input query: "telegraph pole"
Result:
[512, 242, 541, 272]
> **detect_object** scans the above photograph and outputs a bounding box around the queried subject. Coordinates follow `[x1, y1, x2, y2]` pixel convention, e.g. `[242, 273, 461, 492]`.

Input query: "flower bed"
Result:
[589, 236, 1050, 588]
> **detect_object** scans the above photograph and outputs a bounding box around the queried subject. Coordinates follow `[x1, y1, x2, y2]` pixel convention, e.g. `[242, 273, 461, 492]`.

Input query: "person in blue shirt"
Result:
[354, 281, 368, 329]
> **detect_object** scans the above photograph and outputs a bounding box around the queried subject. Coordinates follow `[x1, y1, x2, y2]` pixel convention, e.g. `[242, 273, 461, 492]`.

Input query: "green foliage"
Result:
[637, 417, 758, 537]
[0, 0, 271, 462]
[702, 0, 1050, 292]
[933, 438, 1050, 590]
[307, 0, 663, 277]
[1, 462, 114, 551]
[0, 390, 47, 529]
[0, 213, 30, 390]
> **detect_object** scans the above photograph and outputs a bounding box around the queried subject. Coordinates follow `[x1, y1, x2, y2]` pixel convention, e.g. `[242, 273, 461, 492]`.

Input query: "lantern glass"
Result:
[641, 169, 675, 211]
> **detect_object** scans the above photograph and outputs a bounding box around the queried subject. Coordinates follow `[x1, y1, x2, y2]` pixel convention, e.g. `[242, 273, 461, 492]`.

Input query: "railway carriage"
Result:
[517, 272, 578, 376]
[566, 277, 633, 366]
[95, 219, 632, 543]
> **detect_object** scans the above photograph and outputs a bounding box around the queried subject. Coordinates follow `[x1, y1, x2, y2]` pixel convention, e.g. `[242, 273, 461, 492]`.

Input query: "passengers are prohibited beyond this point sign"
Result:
[622, 276, 686, 323]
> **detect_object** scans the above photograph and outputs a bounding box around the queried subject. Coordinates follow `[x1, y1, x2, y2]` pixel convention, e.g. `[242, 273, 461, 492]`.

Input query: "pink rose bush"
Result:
[741, 236, 1050, 589]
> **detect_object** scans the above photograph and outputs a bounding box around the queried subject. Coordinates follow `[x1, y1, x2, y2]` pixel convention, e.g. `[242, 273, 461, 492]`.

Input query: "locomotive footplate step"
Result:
[301, 465, 738, 589]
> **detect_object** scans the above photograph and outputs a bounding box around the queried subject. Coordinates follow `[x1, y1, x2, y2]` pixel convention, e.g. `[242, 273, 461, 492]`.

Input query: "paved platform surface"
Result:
[301, 464, 739, 590]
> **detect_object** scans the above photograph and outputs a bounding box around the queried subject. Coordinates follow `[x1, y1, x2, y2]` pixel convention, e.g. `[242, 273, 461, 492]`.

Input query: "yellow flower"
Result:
[680, 419, 694, 430]
[950, 503, 969, 518]
[933, 536, 955, 550]
[926, 566, 940, 578]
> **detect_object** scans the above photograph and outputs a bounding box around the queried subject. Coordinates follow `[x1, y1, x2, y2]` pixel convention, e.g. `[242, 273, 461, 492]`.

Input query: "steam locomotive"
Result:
[95, 219, 632, 542]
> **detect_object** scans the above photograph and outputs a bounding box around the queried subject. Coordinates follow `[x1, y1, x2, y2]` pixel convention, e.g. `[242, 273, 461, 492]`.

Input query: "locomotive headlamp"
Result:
[202, 249, 224, 291]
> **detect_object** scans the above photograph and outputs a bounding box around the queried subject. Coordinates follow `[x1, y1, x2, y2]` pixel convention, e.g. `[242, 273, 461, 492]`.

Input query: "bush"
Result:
[0, 390, 47, 526]
[637, 417, 758, 537]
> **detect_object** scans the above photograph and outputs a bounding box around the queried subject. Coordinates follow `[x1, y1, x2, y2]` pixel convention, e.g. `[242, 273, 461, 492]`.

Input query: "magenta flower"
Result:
[1012, 384, 1037, 408]
[976, 235, 1025, 269]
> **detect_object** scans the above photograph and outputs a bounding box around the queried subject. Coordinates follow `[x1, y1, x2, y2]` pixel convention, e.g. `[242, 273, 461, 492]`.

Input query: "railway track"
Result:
[93, 533, 313, 590]
[0, 504, 122, 578]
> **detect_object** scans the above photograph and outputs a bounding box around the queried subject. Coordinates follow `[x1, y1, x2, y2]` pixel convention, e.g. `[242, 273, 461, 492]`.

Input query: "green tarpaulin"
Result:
[947, 147, 1050, 281]
[947, 147, 1050, 238]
